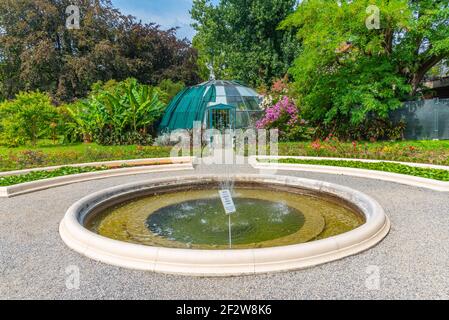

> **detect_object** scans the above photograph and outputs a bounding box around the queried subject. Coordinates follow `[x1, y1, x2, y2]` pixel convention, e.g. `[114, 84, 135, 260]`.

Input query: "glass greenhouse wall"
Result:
[392, 98, 449, 140]
[159, 80, 263, 132]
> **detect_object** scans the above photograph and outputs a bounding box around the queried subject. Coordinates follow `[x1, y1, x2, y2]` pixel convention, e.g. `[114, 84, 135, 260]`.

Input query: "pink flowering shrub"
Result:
[256, 96, 312, 141]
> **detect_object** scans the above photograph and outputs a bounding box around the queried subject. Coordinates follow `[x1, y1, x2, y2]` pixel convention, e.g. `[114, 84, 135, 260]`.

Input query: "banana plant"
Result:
[66, 100, 102, 143]
[65, 78, 167, 145]
[125, 79, 166, 134]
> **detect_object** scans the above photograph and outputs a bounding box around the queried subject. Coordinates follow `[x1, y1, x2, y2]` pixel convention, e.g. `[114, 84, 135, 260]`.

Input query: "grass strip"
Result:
[259, 158, 449, 182]
[0, 166, 109, 187]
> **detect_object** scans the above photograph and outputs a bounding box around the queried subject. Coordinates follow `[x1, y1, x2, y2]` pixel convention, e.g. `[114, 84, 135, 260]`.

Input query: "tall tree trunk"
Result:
[384, 28, 393, 55]
[410, 55, 444, 96]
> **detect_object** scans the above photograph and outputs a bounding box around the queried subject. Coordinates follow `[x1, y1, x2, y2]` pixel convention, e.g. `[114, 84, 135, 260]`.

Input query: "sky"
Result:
[111, 0, 218, 41]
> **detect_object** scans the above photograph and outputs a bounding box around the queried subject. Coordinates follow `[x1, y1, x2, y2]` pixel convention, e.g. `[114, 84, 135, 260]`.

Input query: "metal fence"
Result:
[391, 98, 449, 140]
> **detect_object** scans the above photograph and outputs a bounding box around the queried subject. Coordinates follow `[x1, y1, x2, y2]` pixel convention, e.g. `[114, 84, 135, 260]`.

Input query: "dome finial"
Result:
[206, 61, 216, 81]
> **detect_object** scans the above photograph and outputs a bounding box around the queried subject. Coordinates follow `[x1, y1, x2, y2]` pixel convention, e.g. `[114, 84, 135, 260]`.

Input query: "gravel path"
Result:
[1, 164, 448, 300]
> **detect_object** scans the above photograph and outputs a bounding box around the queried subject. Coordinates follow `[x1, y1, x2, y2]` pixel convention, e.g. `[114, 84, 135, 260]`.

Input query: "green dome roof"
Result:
[159, 80, 262, 132]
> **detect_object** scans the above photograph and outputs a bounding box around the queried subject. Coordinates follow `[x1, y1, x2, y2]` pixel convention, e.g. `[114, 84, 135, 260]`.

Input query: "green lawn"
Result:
[0, 166, 110, 186]
[0, 143, 172, 172]
[259, 158, 449, 182]
[1, 139, 448, 172]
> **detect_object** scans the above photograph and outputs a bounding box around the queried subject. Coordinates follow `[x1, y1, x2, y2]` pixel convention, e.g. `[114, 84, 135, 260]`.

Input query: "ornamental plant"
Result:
[0, 91, 58, 147]
[260, 76, 291, 110]
[256, 96, 312, 141]
[65, 78, 167, 146]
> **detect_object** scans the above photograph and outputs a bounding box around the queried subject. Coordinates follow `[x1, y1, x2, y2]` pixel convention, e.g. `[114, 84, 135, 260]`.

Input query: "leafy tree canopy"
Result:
[191, 0, 300, 87]
[281, 0, 449, 139]
[0, 0, 200, 102]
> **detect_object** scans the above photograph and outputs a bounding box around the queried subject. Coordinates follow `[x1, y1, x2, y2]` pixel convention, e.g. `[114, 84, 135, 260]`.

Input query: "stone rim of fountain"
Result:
[59, 174, 390, 276]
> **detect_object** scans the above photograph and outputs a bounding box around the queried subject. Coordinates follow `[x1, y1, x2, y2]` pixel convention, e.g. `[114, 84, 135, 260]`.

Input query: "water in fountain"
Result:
[86, 186, 364, 250]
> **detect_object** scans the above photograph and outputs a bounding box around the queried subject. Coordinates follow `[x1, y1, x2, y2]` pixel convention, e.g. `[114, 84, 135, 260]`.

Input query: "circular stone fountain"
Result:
[59, 175, 390, 276]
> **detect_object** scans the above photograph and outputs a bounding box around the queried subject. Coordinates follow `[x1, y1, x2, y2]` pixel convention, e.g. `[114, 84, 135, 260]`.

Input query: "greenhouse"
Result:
[159, 80, 263, 132]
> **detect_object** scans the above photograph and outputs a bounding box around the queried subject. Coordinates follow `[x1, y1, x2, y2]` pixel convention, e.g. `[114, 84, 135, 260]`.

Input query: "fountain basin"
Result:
[59, 175, 390, 276]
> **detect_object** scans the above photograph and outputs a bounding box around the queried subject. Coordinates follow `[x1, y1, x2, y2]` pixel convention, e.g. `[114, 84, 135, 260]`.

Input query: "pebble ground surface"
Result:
[1, 164, 448, 299]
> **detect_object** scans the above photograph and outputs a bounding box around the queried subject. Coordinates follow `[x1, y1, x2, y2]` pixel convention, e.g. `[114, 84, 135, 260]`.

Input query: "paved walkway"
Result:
[1, 164, 448, 299]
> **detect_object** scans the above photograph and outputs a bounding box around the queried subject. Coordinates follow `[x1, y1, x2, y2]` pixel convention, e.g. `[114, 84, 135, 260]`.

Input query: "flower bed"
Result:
[0, 144, 172, 172]
[277, 140, 449, 166]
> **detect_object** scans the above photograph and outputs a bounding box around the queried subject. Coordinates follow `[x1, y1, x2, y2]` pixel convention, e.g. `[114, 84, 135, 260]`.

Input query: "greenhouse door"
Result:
[208, 104, 236, 132]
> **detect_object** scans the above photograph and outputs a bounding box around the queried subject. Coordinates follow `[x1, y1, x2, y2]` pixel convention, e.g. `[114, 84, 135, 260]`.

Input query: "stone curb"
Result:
[0, 157, 192, 177]
[250, 156, 449, 192]
[0, 159, 194, 198]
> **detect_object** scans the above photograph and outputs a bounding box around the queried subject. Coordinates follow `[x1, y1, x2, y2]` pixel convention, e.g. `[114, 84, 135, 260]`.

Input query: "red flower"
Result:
[311, 140, 321, 150]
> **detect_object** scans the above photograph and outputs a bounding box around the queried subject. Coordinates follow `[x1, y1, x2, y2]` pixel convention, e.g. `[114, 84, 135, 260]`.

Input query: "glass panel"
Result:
[392, 98, 449, 140]
[226, 96, 246, 110]
[243, 96, 262, 111]
[224, 85, 240, 97]
[235, 111, 250, 129]
[215, 85, 226, 96]
[438, 100, 449, 139]
[236, 86, 252, 96]
[213, 96, 228, 104]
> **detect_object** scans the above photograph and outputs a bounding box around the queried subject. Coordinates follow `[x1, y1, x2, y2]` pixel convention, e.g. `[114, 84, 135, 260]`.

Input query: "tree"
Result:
[191, 0, 300, 87]
[0, 91, 58, 146]
[0, 0, 200, 102]
[158, 79, 185, 103]
[282, 0, 449, 139]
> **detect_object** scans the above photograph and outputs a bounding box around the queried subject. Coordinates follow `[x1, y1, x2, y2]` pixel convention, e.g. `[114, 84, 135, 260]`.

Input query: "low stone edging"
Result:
[249, 156, 449, 192]
[0, 157, 194, 198]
